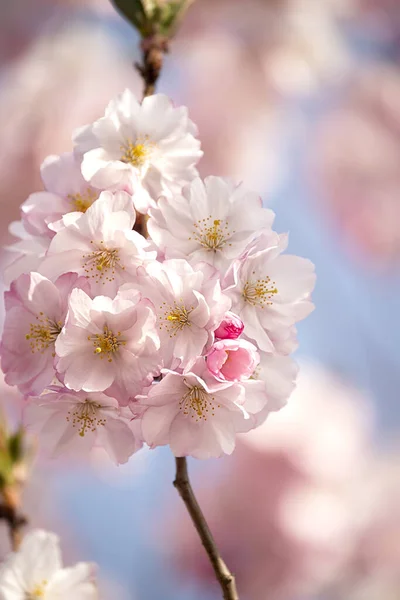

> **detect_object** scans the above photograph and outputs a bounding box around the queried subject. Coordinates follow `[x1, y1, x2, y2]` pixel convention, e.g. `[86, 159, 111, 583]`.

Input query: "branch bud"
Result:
[111, 0, 194, 37]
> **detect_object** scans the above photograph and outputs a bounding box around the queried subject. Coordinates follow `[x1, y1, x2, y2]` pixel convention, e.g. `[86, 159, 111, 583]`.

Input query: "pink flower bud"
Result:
[206, 339, 259, 383]
[214, 311, 244, 340]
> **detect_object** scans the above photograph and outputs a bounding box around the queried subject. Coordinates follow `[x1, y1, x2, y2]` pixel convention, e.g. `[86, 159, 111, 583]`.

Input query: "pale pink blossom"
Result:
[73, 89, 202, 212]
[21, 152, 100, 239]
[40, 190, 155, 297]
[147, 176, 274, 273]
[0, 529, 98, 600]
[24, 388, 142, 464]
[138, 359, 268, 459]
[0, 272, 88, 396]
[4, 221, 50, 286]
[123, 259, 231, 370]
[246, 351, 299, 413]
[224, 231, 316, 353]
[206, 338, 259, 383]
[214, 311, 244, 339]
[55, 287, 160, 404]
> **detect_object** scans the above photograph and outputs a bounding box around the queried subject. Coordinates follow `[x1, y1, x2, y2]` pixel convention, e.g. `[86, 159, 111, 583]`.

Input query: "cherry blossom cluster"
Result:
[0, 90, 315, 462]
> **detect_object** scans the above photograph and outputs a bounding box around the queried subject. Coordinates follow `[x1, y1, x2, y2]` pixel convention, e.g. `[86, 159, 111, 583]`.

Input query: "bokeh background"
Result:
[1, 0, 400, 598]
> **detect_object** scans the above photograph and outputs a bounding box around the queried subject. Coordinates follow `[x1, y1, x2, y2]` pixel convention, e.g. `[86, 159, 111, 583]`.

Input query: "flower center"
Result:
[82, 241, 124, 285]
[25, 314, 62, 354]
[180, 381, 220, 422]
[27, 580, 48, 598]
[190, 217, 234, 251]
[159, 301, 193, 337]
[67, 187, 98, 213]
[243, 274, 278, 307]
[89, 326, 125, 362]
[120, 137, 152, 168]
[66, 400, 106, 437]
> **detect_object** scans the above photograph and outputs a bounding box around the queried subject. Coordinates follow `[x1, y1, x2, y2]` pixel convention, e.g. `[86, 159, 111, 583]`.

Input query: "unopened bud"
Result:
[214, 311, 244, 340]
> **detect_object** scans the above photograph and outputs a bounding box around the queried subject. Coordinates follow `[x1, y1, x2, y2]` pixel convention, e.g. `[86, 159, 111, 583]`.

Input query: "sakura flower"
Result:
[224, 232, 316, 352]
[73, 89, 202, 213]
[206, 338, 259, 383]
[40, 190, 155, 296]
[0, 529, 98, 600]
[55, 287, 160, 404]
[4, 221, 50, 286]
[240, 351, 299, 430]
[147, 176, 274, 273]
[25, 388, 142, 464]
[124, 259, 231, 370]
[138, 359, 268, 459]
[214, 311, 244, 340]
[0, 272, 88, 396]
[21, 152, 100, 239]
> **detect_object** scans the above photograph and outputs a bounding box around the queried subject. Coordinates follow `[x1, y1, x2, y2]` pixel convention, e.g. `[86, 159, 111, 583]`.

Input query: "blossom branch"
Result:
[173, 456, 239, 600]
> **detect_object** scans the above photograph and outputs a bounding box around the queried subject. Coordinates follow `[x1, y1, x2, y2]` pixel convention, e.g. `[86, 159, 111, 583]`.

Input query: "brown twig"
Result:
[173, 456, 239, 600]
[136, 35, 169, 98]
[0, 487, 26, 551]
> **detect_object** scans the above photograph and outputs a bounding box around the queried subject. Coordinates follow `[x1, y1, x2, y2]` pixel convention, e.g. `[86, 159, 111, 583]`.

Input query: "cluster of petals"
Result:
[0, 88, 315, 461]
[0, 529, 98, 600]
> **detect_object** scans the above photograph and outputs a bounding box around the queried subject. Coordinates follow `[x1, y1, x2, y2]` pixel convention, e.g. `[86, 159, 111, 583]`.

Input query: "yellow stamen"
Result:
[28, 580, 48, 598]
[159, 301, 193, 337]
[190, 215, 234, 251]
[66, 400, 106, 437]
[26, 315, 62, 354]
[89, 326, 125, 362]
[68, 188, 98, 213]
[179, 381, 220, 422]
[120, 138, 152, 168]
[82, 243, 124, 285]
[243, 273, 278, 308]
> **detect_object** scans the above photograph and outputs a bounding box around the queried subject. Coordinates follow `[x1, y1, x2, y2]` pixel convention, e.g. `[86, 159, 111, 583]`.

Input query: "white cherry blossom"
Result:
[224, 232, 316, 353]
[147, 176, 274, 273]
[240, 351, 299, 431]
[0, 529, 98, 600]
[55, 287, 161, 404]
[25, 388, 142, 464]
[21, 152, 100, 239]
[40, 190, 155, 297]
[0, 272, 89, 397]
[73, 89, 202, 213]
[4, 221, 50, 286]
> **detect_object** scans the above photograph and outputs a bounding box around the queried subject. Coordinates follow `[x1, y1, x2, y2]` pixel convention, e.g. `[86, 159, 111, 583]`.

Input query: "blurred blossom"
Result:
[0, 22, 138, 246]
[170, 0, 352, 190]
[350, 0, 400, 43]
[333, 452, 400, 600]
[313, 64, 400, 267]
[166, 361, 373, 600]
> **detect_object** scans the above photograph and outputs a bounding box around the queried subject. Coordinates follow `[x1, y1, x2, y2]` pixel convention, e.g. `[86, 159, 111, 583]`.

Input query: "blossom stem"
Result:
[173, 456, 239, 600]
[136, 35, 169, 98]
[0, 487, 26, 551]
